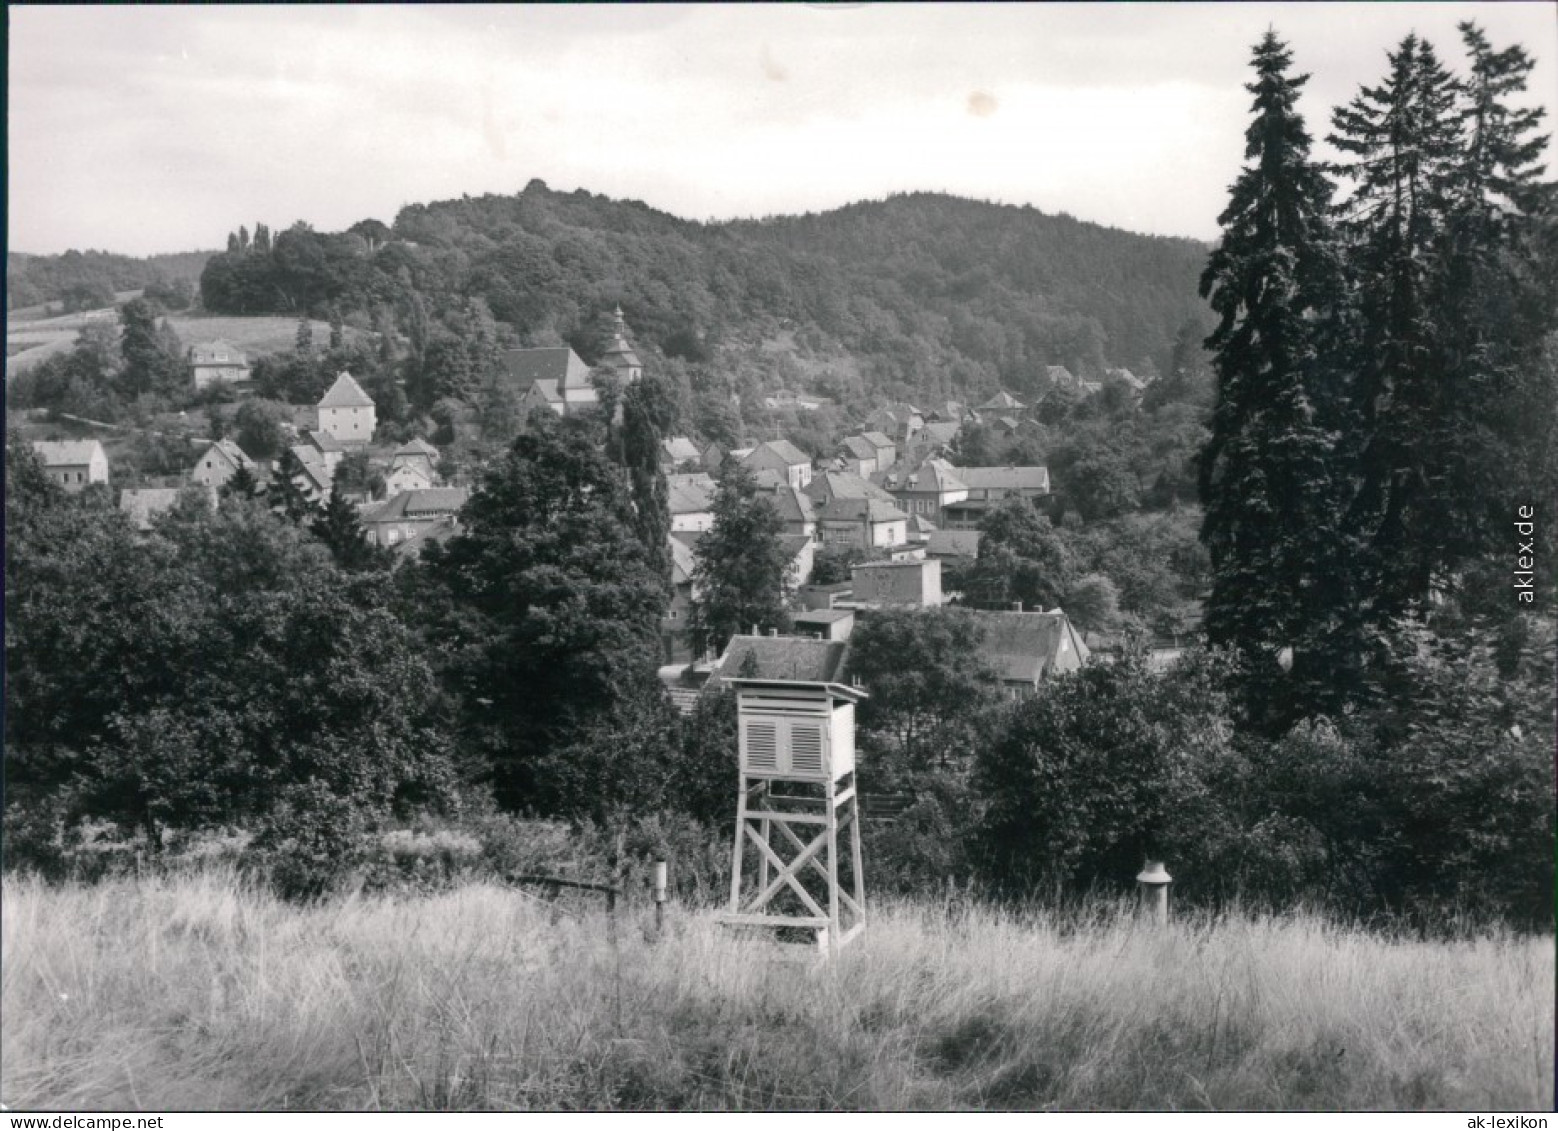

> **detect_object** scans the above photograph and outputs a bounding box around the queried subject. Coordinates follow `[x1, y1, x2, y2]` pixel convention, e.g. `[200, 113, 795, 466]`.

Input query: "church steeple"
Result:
[600, 305, 642, 383]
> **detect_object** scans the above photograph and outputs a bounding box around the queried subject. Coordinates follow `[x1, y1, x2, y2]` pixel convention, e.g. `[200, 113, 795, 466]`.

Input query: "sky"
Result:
[9, 3, 1558, 257]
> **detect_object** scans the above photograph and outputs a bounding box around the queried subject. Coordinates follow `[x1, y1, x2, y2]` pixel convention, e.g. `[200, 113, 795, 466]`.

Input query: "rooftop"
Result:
[714, 635, 851, 685]
[318, 371, 374, 409]
[31, 439, 105, 466]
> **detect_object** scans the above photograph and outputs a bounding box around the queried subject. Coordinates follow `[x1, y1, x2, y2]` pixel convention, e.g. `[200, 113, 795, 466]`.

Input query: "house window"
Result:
[387, 529, 401, 544]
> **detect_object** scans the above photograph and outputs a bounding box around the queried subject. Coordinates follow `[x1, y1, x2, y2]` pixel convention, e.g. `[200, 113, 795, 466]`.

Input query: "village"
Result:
[26, 304, 1174, 710]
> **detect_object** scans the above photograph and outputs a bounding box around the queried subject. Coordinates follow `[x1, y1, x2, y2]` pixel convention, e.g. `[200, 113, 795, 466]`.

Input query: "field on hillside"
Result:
[3, 871, 1550, 1112]
[5, 307, 367, 378]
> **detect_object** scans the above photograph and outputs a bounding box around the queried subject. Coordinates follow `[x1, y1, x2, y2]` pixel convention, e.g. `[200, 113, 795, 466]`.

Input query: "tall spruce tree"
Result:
[1199, 31, 1355, 727]
[1330, 34, 1466, 620]
[619, 373, 676, 597]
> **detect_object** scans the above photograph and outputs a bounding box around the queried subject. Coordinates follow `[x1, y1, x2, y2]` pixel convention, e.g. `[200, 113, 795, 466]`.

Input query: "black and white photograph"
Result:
[5, 1, 1556, 1115]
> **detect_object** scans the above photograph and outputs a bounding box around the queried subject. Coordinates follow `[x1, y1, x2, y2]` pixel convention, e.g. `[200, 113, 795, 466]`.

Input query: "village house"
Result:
[791, 608, 856, 642]
[781, 532, 816, 589]
[661, 436, 702, 469]
[661, 534, 701, 664]
[391, 516, 460, 564]
[860, 431, 897, 471]
[316, 372, 376, 446]
[759, 481, 818, 542]
[190, 439, 252, 490]
[818, 496, 910, 552]
[925, 530, 983, 561]
[298, 430, 345, 475]
[805, 470, 896, 509]
[289, 444, 334, 503]
[699, 441, 728, 472]
[799, 580, 854, 610]
[865, 404, 924, 444]
[849, 558, 943, 608]
[875, 457, 968, 525]
[740, 439, 813, 489]
[32, 440, 108, 492]
[361, 487, 470, 548]
[975, 390, 1025, 417]
[940, 466, 1051, 530]
[838, 435, 881, 477]
[905, 420, 962, 462]
[389, 437, 439, 478]
[668, 472, 717, 533]
[973, 607, 1091, 698]
[384, 459, 434, 497]
[190, 340, 251, 390]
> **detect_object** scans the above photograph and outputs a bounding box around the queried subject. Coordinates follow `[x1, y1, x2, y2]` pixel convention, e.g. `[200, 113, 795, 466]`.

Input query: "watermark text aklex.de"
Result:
[1513, 505, 1537, 604]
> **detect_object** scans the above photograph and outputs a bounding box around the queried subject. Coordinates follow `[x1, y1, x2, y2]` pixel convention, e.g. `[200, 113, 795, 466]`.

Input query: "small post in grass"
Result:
[653, 859, 668, 936]
[1136, 859, 1172, 926]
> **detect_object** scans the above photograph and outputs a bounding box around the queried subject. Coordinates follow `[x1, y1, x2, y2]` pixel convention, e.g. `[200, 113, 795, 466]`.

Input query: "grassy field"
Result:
[2, 871, 1549, 1112]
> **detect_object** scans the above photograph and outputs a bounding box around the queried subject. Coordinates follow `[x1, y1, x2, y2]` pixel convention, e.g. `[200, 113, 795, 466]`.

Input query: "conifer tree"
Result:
[1198, 31, 1355, 726]
[311, 489, 385, 571]
[1330, 34, 1465, 620]
[619, 373, 676, 597]
[267, 448, 321, 525]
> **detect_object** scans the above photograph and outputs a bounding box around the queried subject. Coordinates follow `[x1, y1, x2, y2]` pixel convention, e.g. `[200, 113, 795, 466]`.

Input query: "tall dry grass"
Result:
[2, 870, 1550, 1111]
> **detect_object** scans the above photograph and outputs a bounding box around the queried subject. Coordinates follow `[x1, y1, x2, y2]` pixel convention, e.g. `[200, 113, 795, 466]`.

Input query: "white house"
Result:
[316, 372, 376, 446]
[31, 440, 108, 492]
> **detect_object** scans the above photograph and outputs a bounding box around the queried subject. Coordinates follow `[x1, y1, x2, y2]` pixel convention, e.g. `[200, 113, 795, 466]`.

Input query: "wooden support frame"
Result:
[721, 772, 866, 955]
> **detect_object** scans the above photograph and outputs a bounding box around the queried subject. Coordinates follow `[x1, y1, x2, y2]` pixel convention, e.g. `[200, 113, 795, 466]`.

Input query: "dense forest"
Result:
[189, 185, 1207, 411]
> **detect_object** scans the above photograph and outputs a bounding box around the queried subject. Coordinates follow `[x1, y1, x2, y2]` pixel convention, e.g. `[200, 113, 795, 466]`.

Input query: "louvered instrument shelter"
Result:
[722, 678, 868, 955]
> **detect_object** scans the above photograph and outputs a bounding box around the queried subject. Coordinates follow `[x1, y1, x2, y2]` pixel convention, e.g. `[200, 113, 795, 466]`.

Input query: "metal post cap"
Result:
[1136, 861, 1173, 885]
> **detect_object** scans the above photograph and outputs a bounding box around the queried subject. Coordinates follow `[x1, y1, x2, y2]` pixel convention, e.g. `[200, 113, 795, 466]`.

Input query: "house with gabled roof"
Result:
[661, 533, 703, 664]
[502, 348, 593, 417]
[838, 434, 881, 477]
[761, 481, 818, 541]
[818, 496, 909, 552]
[805, 470, 896, 508]
[32, 440, 108, 492]
[940, 466, 1051, 529]
[289, 445, 334, 503]
[391, 437, 439, 475]
[860, 430, 896, 470]
[668, 472, 716, 533]
[317, 372, 376, 446]
[850, 558, 943, 608]
[361, 487, 471, 549]
[190, 339, 250, 390]
[976, 390, 1025, 414]
[971, 608, 1090, 698]
[661, 436, 702, 469]
[190, 439, 252, 490]
[740, 439, 813, 489]
[874, 457, 968, 524]
[866, 404, 924, 444]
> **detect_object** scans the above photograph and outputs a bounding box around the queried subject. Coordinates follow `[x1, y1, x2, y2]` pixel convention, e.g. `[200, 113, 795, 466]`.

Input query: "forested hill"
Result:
[193, 180, 1211, 409]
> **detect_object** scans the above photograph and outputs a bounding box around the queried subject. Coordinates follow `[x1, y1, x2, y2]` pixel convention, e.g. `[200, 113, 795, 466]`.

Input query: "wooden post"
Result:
[1136, 860, 1172, 926]
[653, 859, 667, 935]
[825, 774, 840, 957]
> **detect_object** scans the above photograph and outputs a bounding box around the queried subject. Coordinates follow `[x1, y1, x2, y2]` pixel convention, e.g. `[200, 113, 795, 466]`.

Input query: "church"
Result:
[503, 307, 642, 419]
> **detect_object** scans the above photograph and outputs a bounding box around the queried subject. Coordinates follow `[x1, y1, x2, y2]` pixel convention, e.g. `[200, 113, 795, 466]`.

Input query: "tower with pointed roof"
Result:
[599, 306, 643, 384]
[317, 371, 377, 446]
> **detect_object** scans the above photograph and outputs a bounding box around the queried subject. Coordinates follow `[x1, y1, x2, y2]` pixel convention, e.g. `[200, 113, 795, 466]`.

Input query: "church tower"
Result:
[599, 306, 643, 384]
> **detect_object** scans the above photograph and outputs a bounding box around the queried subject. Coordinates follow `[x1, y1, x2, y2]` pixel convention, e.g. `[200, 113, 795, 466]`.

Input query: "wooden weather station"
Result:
[721, 675, 869, 955]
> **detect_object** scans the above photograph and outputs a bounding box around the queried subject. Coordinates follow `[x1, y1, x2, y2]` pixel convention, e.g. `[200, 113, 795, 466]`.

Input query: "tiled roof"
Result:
[860, 431, 894, 449]
[499, 347, 592, 391]
[32, 440, 104, 467]
[668, 473, 715, 515]
[669, 534, 699, 586]
[920, 422, 961, 446]
[779, 533, 813, 559]
[304, 430, 345, 453]
[744, 439, 811, 468]
[394, 437, 439, 458]
[766, 483, 816, 525]
[973, 610, 1090, 684]
[200, 439, 252, 470]
[714, 635, 851, 685]
[318, 371, 374, 408]
[190, 339, 247, 366]
[363, 487, 471, 523]
[926, 530, 982, 558]
[977, 390, 1024, 410]
[807, 471, 895, 504]
[792, 609, 855, 625]
[394, 515, 460, 561]
[526, 378, 563, 403]
[662, 436, 701, 464]
[958, 466, 1051, 493]
[842, 435, 877, 461]
[820, 497, 908, 524]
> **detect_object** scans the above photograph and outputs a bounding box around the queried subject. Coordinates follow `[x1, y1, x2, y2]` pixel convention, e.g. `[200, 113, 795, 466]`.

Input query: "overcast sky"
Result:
[10, 3, 1557, 257]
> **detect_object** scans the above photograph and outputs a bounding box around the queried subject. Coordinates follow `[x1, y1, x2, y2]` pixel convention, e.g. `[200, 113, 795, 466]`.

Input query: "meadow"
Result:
[2, 870, 1549, 1112]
